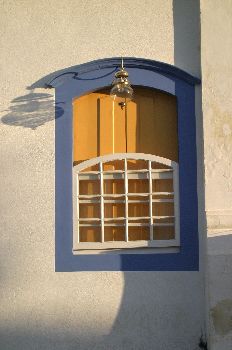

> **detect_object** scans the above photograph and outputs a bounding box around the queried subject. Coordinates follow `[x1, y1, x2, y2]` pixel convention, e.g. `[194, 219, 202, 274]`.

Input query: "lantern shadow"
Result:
[1, 91, 64, 130]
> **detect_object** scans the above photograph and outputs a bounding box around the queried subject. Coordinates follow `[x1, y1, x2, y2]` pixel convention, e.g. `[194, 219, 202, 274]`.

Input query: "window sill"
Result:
[73, 242, 180, 255]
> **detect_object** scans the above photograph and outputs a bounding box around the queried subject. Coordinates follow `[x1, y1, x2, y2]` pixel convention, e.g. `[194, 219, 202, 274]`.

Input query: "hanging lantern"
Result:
[110, 58, 133, 109]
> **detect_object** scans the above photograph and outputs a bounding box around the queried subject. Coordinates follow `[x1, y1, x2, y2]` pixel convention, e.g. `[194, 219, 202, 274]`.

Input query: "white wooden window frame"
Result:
[73, 153, 179, 251]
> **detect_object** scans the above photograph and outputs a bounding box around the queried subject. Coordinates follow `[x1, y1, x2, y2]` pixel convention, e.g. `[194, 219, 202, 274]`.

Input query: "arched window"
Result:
[54, 58, 200, 271]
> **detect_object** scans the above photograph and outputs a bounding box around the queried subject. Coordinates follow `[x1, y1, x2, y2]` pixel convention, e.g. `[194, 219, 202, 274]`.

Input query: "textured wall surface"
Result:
[201, 0, 232, 349]
[0, 1, 206, 349]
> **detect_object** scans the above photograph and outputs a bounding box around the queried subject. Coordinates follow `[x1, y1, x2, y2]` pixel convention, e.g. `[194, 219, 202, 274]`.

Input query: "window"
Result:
[73, 153, 179, 251]
[73, 87, 179, 252]
[55, 57, 199, 271]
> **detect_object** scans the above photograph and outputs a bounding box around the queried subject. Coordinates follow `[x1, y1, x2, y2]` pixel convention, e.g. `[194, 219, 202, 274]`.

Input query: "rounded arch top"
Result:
[31, 57, 201, 91]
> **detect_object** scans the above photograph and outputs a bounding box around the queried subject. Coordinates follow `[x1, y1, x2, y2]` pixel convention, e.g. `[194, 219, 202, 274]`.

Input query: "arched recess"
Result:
[54, 57, 200, 271]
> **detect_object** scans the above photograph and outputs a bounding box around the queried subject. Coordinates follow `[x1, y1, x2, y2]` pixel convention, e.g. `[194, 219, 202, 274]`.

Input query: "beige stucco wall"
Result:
[4, 0, 232, 349]
[201, 0, 232, 349]
[201, 0, 232, 213]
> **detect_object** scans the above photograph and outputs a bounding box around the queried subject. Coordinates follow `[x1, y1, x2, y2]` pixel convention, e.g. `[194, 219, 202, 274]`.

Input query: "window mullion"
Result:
[77, 173, 80, 243]
[173, 165, 180, 244]
[124, 158, 129, 242]
[148, 160, 153, 241]
[99, 162, 104, 243]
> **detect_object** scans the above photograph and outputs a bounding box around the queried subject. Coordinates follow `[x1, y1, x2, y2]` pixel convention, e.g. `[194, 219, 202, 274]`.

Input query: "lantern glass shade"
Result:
[110, 82, 133, 102]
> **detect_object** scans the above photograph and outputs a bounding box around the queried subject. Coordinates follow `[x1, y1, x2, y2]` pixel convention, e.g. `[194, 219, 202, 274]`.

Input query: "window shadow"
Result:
[173, 0, 201, 76]
[0, 248, 205, 349]
[207, 233, 232, 344]
[173, 0, 206, 268]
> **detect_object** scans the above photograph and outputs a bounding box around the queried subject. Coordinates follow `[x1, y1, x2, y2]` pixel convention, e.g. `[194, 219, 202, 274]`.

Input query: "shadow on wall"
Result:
[0, 267, 205, 350]
[1, 91, 64, 129]
[173, 0, 201, 76]
[207, 233, 232, 344]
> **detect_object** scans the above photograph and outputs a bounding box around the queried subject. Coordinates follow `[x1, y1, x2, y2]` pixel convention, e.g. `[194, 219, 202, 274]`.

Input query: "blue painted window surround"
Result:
[54, 57, 200, 271]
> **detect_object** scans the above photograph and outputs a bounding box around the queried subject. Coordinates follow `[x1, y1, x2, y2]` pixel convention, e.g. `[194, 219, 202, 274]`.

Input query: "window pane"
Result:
[153, 226, 175, 240]
[79, 227, 101, 242]
[129, 226, 150, 241]
[104, 179, 124, 194]
[127, 160, 148, 170]
[104, 203, 125, 218]
[153, 179, 173, 192]
[79, 180, 100, 195]
[103, 160, 124, 171]
[79, 203, 100, 219]
[153, 202, 174, 216]
[104, 226, 125, 241]
[128, 202, 149, 218]
[128, 179, 149, 193]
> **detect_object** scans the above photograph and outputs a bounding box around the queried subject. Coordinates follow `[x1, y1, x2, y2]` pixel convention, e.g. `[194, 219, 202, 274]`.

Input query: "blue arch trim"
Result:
[42, 57, 200, 89]
[55, 57, 199, 271]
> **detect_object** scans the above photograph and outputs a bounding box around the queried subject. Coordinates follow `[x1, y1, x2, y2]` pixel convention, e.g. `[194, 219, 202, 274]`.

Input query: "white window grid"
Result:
[73, 153, 179, 250]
